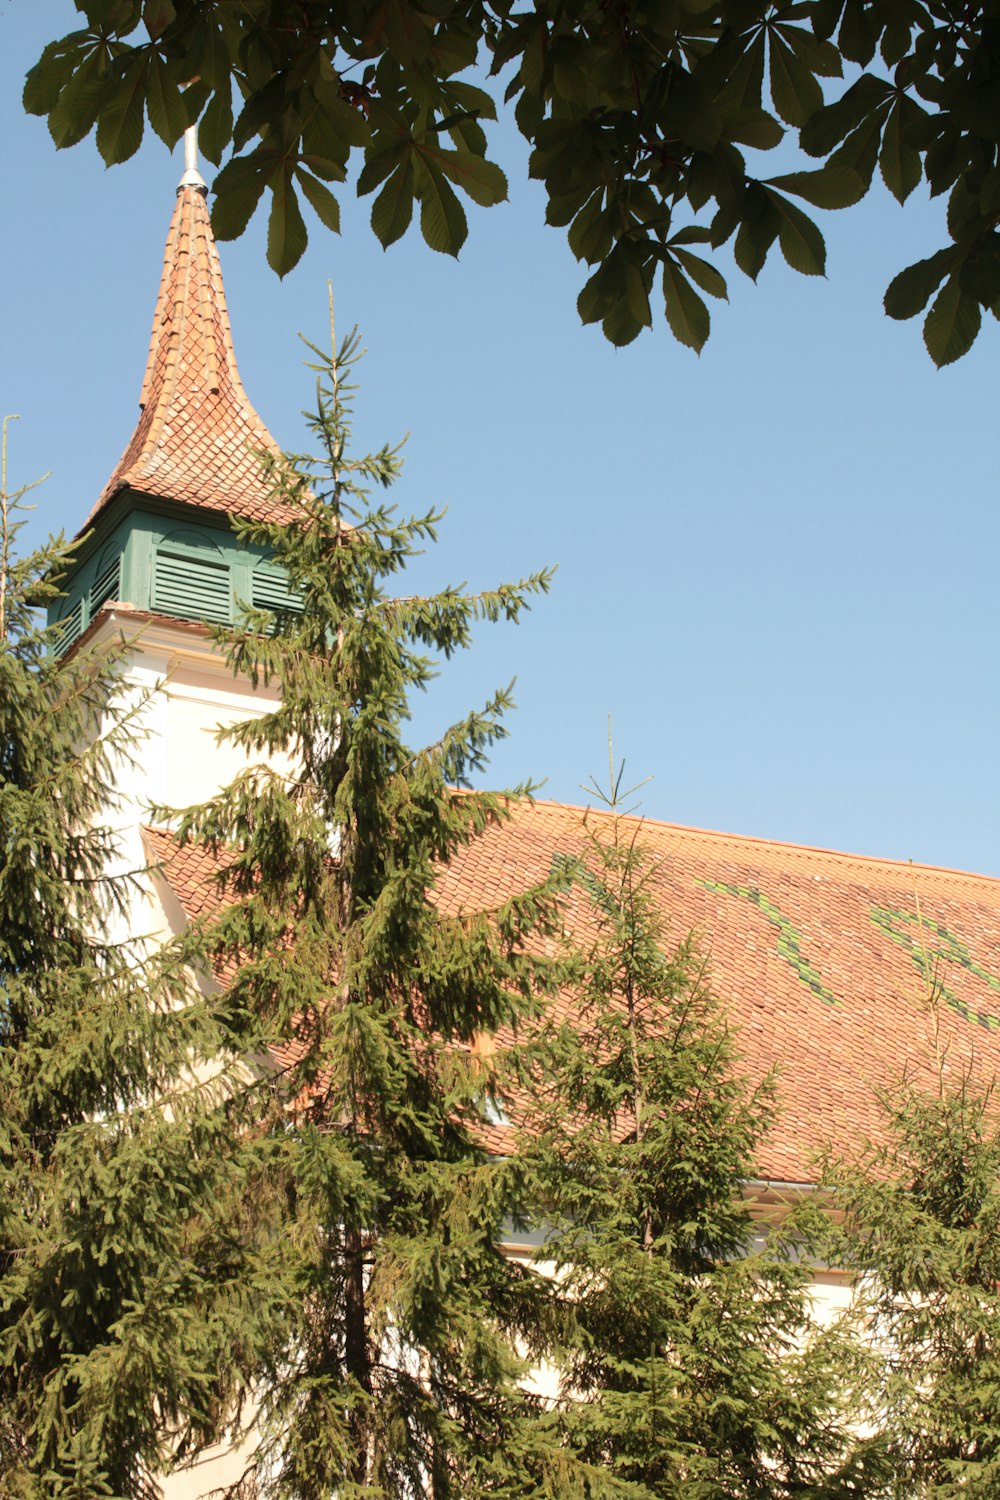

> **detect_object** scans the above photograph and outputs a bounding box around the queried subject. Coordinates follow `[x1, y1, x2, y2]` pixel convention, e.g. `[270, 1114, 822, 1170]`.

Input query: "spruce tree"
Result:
[0, 420, 247, 1499]
[825, 997, 1000, 1498]
[168, 324, 565, 1498]
[508, 750, 860, 1500]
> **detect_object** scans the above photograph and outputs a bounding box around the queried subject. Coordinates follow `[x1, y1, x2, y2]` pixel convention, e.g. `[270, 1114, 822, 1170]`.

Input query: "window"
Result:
[153, 530, 232, 624]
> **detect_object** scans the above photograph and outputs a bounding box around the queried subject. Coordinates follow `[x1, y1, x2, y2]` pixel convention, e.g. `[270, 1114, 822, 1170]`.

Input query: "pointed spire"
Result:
[90, 138, 290, 527]
[177, 123, 207, 193]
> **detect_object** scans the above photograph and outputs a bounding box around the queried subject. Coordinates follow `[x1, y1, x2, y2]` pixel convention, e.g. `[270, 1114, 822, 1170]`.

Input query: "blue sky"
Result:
[3, 5, 997, 875]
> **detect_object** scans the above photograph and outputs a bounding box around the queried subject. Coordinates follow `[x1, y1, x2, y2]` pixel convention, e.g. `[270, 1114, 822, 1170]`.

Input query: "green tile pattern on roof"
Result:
[869, 906, 1000, 1031]
[697, 879, 841, 1008]
[145, 801, 1000, 1183]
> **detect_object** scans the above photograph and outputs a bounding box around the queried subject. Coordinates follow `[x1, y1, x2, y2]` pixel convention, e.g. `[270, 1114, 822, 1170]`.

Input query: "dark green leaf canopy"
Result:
[24, 0, 1000, 362]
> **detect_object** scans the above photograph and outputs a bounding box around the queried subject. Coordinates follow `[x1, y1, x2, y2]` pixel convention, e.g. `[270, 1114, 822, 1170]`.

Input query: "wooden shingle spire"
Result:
[92, 130, 289, 526]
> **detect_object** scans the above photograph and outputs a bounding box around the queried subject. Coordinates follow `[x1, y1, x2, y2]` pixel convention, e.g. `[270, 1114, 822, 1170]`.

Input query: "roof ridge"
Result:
[518, 795, 1000, 888]
[86, 184, 290, 530]
[143, 793, 1000, 893]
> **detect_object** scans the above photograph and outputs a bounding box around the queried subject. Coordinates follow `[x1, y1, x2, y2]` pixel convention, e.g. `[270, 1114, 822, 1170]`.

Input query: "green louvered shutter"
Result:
[52, 598, 84, 654]
[153, 548, 232, 624]
[252, 567, 303, 616]
[90, 552, 121, 615]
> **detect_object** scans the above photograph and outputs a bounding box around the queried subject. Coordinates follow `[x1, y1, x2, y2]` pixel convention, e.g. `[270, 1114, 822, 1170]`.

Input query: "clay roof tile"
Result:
[143, 804, 1000, 1184]
[89, 183, 294, 529]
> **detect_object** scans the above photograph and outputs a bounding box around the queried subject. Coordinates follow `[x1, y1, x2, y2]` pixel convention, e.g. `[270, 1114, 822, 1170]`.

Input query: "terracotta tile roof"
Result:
[143, 805, 1000, 1183]
[89, 185, 293, 529]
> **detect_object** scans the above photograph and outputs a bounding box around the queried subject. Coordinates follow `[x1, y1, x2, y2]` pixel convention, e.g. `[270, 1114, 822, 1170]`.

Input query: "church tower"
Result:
[50, 129, 298, 653]
[49, 130, 292, 821]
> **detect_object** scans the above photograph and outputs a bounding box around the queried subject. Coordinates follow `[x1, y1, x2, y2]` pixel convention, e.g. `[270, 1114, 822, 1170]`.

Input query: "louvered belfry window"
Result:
[89, 550, 121, 616]
[52, 598, 84, 653]
[153, 538, 232, 624]
[251, 566, 304, 616]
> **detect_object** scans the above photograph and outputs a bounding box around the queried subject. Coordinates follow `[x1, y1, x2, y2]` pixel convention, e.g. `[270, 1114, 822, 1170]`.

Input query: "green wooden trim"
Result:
[49, 492, 288, 653]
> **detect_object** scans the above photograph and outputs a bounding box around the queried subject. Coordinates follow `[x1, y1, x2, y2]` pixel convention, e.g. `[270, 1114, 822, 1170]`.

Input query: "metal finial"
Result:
[178, 124, 207, 193]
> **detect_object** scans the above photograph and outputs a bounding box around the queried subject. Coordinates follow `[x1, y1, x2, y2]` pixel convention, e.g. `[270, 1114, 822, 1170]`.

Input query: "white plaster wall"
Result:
[161, 1428, 259, 1500]
[162, 667, 289, 811]
[92, 614, 286, 845]
[809, 1273, 853, 1324]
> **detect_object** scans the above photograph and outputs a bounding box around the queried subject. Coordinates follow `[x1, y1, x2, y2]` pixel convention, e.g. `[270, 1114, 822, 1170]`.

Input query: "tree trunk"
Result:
[344, 1224, 372, 1487]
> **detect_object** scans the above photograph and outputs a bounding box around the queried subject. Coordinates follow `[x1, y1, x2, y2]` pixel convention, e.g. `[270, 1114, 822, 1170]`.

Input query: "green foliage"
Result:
[165, 319, 570, 1495]
[0, 419, 246, 1499]
[25, 0, 1000, 360]
[824, 1059, 1000, 1498]
[506, 750, 860, 1499]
